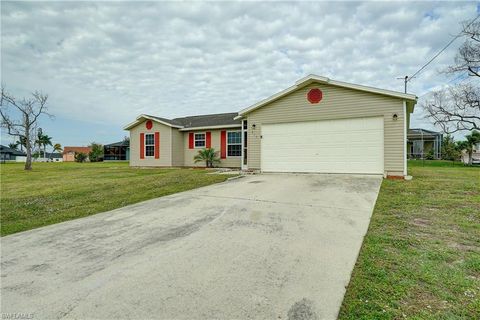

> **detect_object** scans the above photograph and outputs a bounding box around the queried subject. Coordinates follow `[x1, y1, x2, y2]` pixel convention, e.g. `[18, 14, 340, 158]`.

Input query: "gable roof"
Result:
[0, 145, 26, 156]
[174, 112, 240, 130]
[124, 112, 240, 131]
[236, 74, 418, 118]
[63, 146, 92, 155]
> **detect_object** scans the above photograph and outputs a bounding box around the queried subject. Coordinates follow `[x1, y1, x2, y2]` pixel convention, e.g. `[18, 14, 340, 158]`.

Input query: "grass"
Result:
[0, 162, 232, 236]
[339, 161, 480, 319]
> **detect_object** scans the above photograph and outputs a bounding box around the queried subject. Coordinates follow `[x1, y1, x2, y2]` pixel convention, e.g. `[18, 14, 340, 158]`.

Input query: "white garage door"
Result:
[261, 117, 384, 174]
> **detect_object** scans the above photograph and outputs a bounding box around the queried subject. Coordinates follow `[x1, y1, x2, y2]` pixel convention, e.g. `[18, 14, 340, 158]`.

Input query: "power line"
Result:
[407, 14, 480, 83]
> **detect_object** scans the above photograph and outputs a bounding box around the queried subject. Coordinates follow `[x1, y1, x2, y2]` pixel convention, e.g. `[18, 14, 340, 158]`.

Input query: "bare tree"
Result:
[424, 84, 479, 133]
[423, 17, 480, 133]
[448, 20, 480, 77]
[0, 87, 52, 170]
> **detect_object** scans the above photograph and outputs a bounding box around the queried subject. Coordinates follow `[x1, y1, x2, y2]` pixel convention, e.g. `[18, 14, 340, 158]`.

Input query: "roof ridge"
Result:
[172, 112, 238, 120]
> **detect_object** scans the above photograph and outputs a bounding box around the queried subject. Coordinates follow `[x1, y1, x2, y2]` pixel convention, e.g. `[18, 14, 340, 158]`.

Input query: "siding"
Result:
[246, 82, 406, 175]
[183, 129, 241, 168]
[130, 120, 172, 166]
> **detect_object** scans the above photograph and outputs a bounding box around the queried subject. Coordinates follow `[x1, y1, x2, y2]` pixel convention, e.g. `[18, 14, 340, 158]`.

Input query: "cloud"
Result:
[1, 1, 477, 144]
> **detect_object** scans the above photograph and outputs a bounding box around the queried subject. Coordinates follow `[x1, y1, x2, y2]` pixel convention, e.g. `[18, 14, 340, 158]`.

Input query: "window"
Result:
[227, 131, 241, 157]
[145, 133, 154, 156]
[194, 133, 205, 148]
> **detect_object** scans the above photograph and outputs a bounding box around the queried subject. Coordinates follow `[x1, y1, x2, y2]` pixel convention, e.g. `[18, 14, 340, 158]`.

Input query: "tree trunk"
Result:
[469, 150, 473, 165]
[24, 119, 32, 170]
[24, 137, 32, 170]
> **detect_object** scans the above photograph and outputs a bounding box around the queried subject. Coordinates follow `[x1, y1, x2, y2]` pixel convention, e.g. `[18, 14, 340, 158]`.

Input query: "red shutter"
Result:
[189, 132, 194, 149]
[140, 133, 145, 159]
[154, 132, 160, 159]
[220, 131, 226, 159]
[206, 131, 211, 148]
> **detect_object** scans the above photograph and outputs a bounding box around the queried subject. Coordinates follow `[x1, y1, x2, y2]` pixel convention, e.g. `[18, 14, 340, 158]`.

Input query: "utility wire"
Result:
[407, 14, 480, 83]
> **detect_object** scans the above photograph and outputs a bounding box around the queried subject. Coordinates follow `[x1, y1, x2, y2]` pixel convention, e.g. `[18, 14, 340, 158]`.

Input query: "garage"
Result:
[261, 117, 384, 174]
[236, 75, 417, 178]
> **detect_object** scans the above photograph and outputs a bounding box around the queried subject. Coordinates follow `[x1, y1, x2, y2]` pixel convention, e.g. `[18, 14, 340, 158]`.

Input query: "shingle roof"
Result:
[0, 145, 26, 156]
[124, 112, 241, 130]
[144, 115, 184, 127]
[172, 112, 240, 128]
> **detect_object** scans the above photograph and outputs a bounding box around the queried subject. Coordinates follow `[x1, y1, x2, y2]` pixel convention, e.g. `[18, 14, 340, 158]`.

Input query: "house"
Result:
[0, 145, 26, 162]
[104, 140, 130, 161]
[461, 141, 480, 165]
[407, 128, 442, 159]
[45, 152, 63, 162]
[124, 75, 417, 178]
[62, 146, 92, 162]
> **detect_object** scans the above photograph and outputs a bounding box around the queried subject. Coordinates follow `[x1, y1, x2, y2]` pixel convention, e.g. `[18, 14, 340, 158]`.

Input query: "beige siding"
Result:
[129, 120, 172, 166]
[183, 129, 242, 168]
[171, 129, 184, 166]
[246, 82, 406, 175]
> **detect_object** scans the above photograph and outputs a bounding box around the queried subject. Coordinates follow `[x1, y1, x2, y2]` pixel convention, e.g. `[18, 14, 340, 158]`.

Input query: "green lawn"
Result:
[0, 162, 231, 236]
[339, 161, 480, 319]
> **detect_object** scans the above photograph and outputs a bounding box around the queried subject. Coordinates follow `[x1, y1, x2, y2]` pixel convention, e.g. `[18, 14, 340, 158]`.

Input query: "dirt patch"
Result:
[447, 241, 478, 252]
[412, 218, 432, 227]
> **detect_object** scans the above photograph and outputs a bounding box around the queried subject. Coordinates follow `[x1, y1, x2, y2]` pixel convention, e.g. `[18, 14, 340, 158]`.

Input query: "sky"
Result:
[1, 1, 478, 147]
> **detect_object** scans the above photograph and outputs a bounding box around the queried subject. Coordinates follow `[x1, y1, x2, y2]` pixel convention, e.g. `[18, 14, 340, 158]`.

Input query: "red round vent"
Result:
[307, 88, 323, 104]
[145, 120, 153, 130]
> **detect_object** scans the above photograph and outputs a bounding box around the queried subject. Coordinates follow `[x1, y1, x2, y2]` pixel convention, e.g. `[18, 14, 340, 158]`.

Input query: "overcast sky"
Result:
[1, 1, 478, 147]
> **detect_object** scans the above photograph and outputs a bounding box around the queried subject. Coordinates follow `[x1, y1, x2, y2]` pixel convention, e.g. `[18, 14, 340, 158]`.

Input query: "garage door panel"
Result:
[261, 117, 384, 174]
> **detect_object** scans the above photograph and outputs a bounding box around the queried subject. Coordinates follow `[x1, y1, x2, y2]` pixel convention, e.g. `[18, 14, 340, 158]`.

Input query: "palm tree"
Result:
[461, 130, 480, 165]
[35, 133, 52, 159]
[41, 135, 53, 158]
[193, 148, 221, 168]
[16, 136, 27, 152]
[52, 143, 62, 153]
[8, 142, 19, 150]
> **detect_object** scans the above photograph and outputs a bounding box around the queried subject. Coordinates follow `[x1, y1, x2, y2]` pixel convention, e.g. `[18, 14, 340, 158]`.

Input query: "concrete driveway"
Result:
[1, 174, 381, 320]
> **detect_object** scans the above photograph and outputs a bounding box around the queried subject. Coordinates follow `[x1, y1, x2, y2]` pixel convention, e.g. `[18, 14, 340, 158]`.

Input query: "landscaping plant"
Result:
[193, 148, 220, 168]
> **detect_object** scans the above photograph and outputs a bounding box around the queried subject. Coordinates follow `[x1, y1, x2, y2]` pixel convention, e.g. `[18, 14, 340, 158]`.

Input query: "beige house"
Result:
[125, 75, 417, 177]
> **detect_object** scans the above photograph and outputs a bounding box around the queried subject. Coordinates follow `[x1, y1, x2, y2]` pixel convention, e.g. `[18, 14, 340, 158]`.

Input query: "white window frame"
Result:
[194, 132, 206, 148]
[227, 130, 242, 158]
[145, 133, 155, 157]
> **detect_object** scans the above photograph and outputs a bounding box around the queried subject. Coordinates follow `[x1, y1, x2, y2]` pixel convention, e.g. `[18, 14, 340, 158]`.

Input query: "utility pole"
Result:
[397, 76, 408, 93]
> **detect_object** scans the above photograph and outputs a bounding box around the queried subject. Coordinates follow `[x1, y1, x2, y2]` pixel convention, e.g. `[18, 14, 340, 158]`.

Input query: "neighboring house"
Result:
[44, 152, 63, 162]
[407, 128, 442, 159]
[63, 146, 92, 162]
[34, 152, 63, 162]
[104, 140, 130, 161]
[461, 142, 480, 165]
[0, 145, 26, 162]
[124, 74, 418, 177]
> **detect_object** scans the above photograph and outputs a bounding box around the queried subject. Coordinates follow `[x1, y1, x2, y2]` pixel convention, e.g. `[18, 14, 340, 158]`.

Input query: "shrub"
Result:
[75, 152, 88, 163]
[425, 149, 435, 160]
[89, 142, 103, 162]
